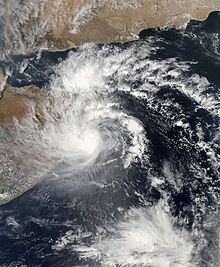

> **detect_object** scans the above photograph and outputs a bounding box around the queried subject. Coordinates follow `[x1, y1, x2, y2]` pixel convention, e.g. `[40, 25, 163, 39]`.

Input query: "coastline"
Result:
[0, 7, 220, 205]
[2, 0, 220, 56]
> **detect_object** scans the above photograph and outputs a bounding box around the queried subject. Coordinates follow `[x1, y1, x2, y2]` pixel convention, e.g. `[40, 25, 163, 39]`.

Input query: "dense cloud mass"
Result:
[0, 4, 219, 267]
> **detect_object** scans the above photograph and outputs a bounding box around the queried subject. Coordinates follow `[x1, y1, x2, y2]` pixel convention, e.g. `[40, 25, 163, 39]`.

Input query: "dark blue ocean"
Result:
[0, 11, 219, 267]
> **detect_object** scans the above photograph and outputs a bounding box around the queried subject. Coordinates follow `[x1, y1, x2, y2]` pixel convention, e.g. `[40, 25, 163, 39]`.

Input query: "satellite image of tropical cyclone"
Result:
[0, 0, 220, 266]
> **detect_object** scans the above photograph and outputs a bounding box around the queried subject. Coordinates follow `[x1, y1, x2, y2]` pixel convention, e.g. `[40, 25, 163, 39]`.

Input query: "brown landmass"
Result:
[0, 79, 44, 124]
[3, 0, 220, 55]
[0, 0, 220, 204]
[65, 0, 220, 46]
[1, 0, 220, 141]
[1, 0, 220, 122]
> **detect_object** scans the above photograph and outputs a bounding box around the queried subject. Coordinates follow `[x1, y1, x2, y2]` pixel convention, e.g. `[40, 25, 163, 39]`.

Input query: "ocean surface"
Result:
[0, 11, 219, 267]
